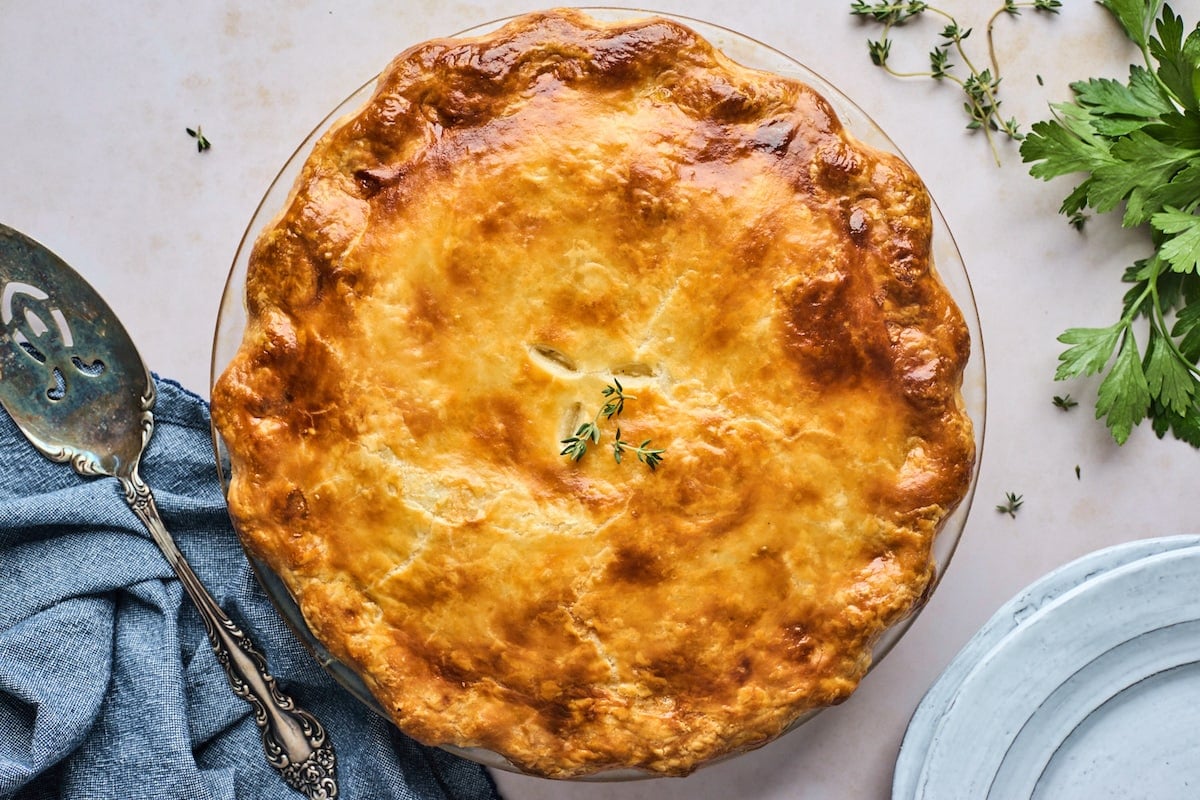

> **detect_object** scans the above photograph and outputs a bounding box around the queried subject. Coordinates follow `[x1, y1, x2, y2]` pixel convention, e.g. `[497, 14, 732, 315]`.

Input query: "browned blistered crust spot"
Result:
[211, 8, 975, 779]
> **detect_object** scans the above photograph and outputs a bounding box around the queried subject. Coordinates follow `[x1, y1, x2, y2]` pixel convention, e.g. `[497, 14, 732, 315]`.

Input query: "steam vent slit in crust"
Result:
[211, 8, 976, 779]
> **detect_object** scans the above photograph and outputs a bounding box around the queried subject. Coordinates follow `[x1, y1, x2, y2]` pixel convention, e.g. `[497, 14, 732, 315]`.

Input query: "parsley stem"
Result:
[1127, 11, 1172, 104]
[1148, 267, 1200, 380]
[1114, 264, 1200, 384]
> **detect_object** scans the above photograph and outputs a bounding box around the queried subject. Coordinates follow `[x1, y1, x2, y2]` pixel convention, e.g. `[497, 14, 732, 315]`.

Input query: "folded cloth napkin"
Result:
[0, 377, 502, 800]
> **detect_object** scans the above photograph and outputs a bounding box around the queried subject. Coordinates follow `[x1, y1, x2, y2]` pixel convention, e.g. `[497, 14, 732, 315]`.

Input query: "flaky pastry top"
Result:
[211, 8, 976, 778]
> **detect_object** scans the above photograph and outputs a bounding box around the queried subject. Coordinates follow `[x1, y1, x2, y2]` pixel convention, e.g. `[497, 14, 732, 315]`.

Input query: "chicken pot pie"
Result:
[211, 8, 976, 779]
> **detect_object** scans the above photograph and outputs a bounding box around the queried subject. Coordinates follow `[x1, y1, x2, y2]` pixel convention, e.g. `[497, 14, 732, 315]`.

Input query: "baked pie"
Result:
[211, 8, 976, 778]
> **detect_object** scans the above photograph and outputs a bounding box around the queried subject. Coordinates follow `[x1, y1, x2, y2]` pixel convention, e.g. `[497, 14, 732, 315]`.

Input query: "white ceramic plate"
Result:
[894, 536, 1200, 799]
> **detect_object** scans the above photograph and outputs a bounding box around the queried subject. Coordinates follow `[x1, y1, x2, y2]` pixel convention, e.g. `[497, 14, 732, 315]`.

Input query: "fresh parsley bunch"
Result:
[1021, 0, 1200, 446]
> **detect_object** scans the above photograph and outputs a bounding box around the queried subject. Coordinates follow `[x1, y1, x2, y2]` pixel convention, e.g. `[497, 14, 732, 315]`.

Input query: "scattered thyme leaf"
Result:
[996, 491, 1024, 518]
[1075, 464, 1082, 480]
[1052, 393, 1079, 410]
[186, 125, 212, 152]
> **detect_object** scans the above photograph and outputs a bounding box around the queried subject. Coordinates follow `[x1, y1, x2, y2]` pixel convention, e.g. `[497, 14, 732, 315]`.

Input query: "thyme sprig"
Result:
[612, 428, 666, 470]
[850, 0, 1062, 165]
[560, 379, 665, 471]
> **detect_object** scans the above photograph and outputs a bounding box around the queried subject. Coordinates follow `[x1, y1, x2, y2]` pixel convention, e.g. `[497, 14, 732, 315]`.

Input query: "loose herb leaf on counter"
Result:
[1053, 393, 1080, 410]
[996, 491, 1024, 518]
[186, 125, 212, 152]
[1021, 1, 1200, 447]
[850, 0, 1062, 164]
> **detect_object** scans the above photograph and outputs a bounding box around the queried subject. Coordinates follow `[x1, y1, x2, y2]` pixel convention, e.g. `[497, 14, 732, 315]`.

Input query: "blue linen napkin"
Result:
[0, 377, 502, 800]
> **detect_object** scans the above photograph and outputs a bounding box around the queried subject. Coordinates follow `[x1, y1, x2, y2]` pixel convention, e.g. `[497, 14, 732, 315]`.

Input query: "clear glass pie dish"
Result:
[210, 7, 986, 780]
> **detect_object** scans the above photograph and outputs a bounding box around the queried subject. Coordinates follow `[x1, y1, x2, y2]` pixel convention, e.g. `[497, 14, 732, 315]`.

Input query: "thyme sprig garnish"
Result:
[560, 379, 665, 471]
[850, 0, 1062, 165]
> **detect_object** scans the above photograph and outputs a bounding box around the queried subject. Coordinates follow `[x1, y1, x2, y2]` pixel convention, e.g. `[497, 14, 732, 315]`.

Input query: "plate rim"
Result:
[893, 534, 1200, 798]
[900, 538, 1200, 799]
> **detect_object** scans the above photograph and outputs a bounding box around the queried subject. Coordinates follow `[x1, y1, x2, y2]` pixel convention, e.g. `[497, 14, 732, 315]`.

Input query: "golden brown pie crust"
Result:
[211, 8, 976, 778]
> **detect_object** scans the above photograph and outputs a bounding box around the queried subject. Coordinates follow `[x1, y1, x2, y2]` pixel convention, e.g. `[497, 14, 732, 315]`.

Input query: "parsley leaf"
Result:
[1151, 396, 1200, 444]
[1095, 328, 1151, 444]
[1089, 132, 1198, 224]
[1149, 5, 1200, 110]
[1022, 106, 1112, 179]
[1098, 0, 1163, 49]
[1144, 327, 1198, 415]
[1055, 325, 1123, 380]
[1173, 301, 1200, 359]
[1152, 207, 1200, 271]
[1072, 70, 1173, 122]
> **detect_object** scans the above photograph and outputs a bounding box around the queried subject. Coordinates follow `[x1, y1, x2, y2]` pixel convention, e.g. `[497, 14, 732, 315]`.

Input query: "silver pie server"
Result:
[0, 223, 338, 799]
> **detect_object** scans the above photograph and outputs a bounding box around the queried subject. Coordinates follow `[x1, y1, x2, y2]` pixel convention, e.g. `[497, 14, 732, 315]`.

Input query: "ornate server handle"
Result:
[120, 468, 338, 800]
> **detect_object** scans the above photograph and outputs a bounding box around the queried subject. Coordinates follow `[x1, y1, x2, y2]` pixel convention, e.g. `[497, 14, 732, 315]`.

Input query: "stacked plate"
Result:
[894, 535, 1200, 799]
